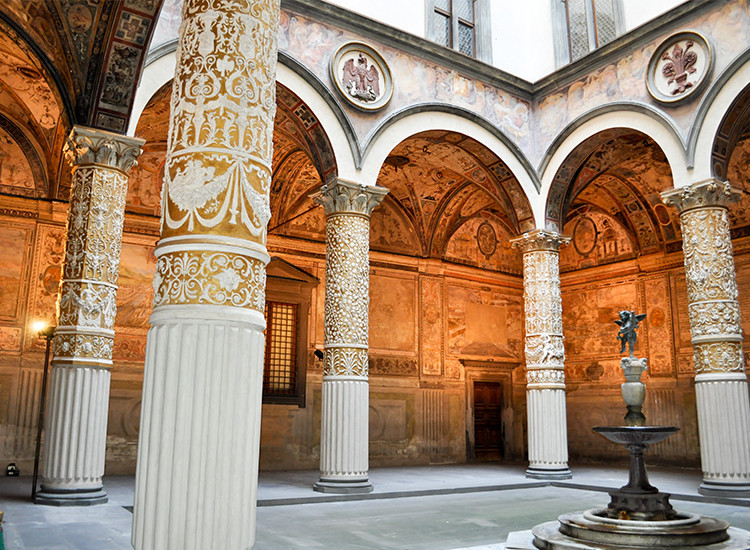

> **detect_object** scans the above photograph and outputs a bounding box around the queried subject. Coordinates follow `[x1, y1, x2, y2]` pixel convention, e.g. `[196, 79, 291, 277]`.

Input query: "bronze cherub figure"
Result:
[615, 310, 647, 357]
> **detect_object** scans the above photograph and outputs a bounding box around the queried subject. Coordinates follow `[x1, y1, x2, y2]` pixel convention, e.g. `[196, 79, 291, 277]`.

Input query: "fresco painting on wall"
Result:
[0, 224, 30, 321]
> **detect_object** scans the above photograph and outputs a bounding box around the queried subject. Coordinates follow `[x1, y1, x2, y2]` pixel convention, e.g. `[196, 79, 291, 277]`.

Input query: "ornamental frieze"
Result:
[152, 249, 266, 311]
[54, 332, 115, 362]
[324, 347, 369, 377]
[693, 341, 745, 374]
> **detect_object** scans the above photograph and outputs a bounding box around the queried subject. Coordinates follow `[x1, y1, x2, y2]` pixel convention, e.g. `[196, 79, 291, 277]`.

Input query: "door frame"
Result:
[463, 360, 518, 461]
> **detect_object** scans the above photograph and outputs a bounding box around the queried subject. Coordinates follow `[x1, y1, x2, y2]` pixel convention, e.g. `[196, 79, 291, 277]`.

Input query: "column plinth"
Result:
[132, 0, 280, 547]
[311, 179, 387, 494]
[662, 178, 750, 497]
[511, 229, 572, 480]
[36, 126, 143, 506]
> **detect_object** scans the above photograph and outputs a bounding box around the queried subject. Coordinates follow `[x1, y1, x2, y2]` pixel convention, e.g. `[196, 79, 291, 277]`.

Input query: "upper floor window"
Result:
[555, 0, 623, 64]
[432, 0, 476, 57]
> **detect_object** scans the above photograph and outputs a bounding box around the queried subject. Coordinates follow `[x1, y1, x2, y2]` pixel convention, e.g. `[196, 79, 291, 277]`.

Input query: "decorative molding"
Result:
[511, 229, 571, 254]
[646, 31, 712, 104]
[661, 178, 741, 214]
[65, 126, 144, 174]
[329, 41, 393, 112]
[311, 179, 388, 217]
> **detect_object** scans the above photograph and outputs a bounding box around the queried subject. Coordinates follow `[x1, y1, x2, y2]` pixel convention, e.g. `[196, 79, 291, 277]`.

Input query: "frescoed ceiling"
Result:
[552, 132, 681, 271]
[369, 131, 532, 273]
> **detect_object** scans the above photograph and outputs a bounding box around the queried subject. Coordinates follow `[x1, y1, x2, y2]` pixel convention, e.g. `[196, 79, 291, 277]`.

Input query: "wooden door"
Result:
[473, 381, 503, 460]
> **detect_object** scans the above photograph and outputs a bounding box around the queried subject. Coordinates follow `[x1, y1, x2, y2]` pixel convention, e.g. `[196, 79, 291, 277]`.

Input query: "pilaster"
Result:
[311, 179, 387, 494]
[662, 178, 750, 496]
[511, 229, 572, 479]
[36, 126, 143, 506]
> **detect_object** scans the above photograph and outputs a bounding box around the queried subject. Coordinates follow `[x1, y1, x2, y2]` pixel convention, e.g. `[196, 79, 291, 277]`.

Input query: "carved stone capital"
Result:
[510, 229, 570, 253]
[311, 179, 389, 217]
[661, 178, 741, 214]
[65, 126, 145, 174]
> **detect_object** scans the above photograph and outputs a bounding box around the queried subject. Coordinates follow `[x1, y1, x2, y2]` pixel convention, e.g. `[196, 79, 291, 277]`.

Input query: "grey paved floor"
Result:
[1, 463, 749, 549]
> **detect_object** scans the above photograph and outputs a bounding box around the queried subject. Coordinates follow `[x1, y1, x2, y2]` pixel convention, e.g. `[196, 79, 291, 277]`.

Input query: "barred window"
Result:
[559, 0, 621, 63]
[263, 301, 300, 400]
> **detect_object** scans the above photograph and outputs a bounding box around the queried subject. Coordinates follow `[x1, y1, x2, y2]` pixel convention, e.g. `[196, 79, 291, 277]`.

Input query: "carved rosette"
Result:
[312, 180, 388, 377]
[662, 180, 744, 375]
[54, 127, 144, 365]
[161, 0, 280, 242]
[511, 230, 570, 389]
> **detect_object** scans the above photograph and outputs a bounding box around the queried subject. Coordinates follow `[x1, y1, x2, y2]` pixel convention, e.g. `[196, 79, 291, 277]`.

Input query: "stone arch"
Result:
[543, 128, 680, 260]
[541, 109, 688, 232]
[361, 107, 539, 209]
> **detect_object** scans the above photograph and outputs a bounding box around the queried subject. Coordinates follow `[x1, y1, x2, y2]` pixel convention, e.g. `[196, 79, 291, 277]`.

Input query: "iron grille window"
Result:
[564, 0, 619, 62]
[263, 301, 299, 400]
[432, 0, 475, 57]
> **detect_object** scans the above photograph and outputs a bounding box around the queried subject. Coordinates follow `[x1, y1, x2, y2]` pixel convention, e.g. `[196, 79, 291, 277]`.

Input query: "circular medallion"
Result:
[330, 42, 393, 112]
[476, 221, 497, 258]
[573, 216, 597, 256]
[647, 31, 712, 104]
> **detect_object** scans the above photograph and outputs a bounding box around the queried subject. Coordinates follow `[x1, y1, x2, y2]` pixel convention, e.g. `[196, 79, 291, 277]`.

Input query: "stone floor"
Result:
[1, 463, 749, 549]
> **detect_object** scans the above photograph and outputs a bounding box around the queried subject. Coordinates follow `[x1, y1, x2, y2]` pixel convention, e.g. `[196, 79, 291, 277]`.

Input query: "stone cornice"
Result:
[65, 126, 145, 174]
[510, 229, 571, 254]
[281, 0, 719, 100]
[311, 178, 389, 217]
[661, 178, 742, 214]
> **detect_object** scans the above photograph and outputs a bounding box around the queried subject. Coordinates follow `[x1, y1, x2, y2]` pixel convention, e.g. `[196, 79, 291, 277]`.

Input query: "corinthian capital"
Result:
[65, 126, 145, 174]
[661, 178, 741, 214]
[311, 178, 389, 217]
[510, 229, 571, 253]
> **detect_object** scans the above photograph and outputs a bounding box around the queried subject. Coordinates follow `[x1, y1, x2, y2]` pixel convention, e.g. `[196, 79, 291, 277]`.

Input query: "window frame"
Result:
[262, 258, 318, 408]
[552, 0, 624, 66]
[426, 0, 491, 63]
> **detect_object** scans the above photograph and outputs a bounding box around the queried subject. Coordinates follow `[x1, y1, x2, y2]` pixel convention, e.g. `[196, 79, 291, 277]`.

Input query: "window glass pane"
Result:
[455, 0, 473, 22]
[594, 0, 617, 46]
[435, 0, 450, 11]
[567, 0, 590, 61]
[458, 22, 474, 56]
[434, 12, 451, 47]
[263, 302, 298, 395]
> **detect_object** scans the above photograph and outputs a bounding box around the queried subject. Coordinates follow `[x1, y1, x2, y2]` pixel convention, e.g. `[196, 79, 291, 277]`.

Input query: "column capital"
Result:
[65, 126, 145, 174]
[661, 178, 741, 214]
[311, 179, 389, 217]
[510, 229, 570, 253]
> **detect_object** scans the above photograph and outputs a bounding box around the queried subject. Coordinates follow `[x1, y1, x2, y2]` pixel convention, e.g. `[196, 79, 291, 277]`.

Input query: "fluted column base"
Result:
[526, 388, 572, 480]
[695, 372, 750, 497]
[132, 306, 265, 550]
[314, 376, 372, 494]
[37, 363, 111, 506]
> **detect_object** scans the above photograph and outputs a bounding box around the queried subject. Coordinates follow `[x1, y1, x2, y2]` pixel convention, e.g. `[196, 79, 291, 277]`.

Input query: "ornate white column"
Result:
[311, 179, 387, 494]
[36, 126, 144, 505]
[511, 229, 572, 479]
[662, 178, 750, 497]
[132, 0, 280, 548]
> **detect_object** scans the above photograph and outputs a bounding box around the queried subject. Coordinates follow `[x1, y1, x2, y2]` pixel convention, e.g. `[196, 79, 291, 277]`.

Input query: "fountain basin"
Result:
[594, 425, 679, 445]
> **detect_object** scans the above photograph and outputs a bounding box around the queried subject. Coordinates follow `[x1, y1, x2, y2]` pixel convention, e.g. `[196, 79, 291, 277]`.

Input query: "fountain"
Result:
[507, 310, 750, 550]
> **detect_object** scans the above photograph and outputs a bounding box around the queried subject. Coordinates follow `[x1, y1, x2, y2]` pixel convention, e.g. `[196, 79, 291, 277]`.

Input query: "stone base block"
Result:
[605, 490, 676, 521]
[699, 481, 750, 498]
[34, 486, 108, 506]
[313, 478, 373, 494]
[525, 467, 572, 480]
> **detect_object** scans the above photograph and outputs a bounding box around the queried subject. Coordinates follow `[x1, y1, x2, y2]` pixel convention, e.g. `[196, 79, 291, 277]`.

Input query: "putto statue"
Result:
[614, 310, 647, 357]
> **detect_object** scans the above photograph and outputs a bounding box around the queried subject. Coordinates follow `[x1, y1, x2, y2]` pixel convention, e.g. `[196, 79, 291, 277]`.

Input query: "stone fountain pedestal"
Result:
[529, 425, 746, 549]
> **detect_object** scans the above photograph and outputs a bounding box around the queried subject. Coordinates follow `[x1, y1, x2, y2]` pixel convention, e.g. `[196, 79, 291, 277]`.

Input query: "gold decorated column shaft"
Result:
[662, 178, 750, 496]
[511, 229, 572, 479]
[38, 126, 143, 505]
[133, 0, 281, 547]
[311, 179, 387, 493]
